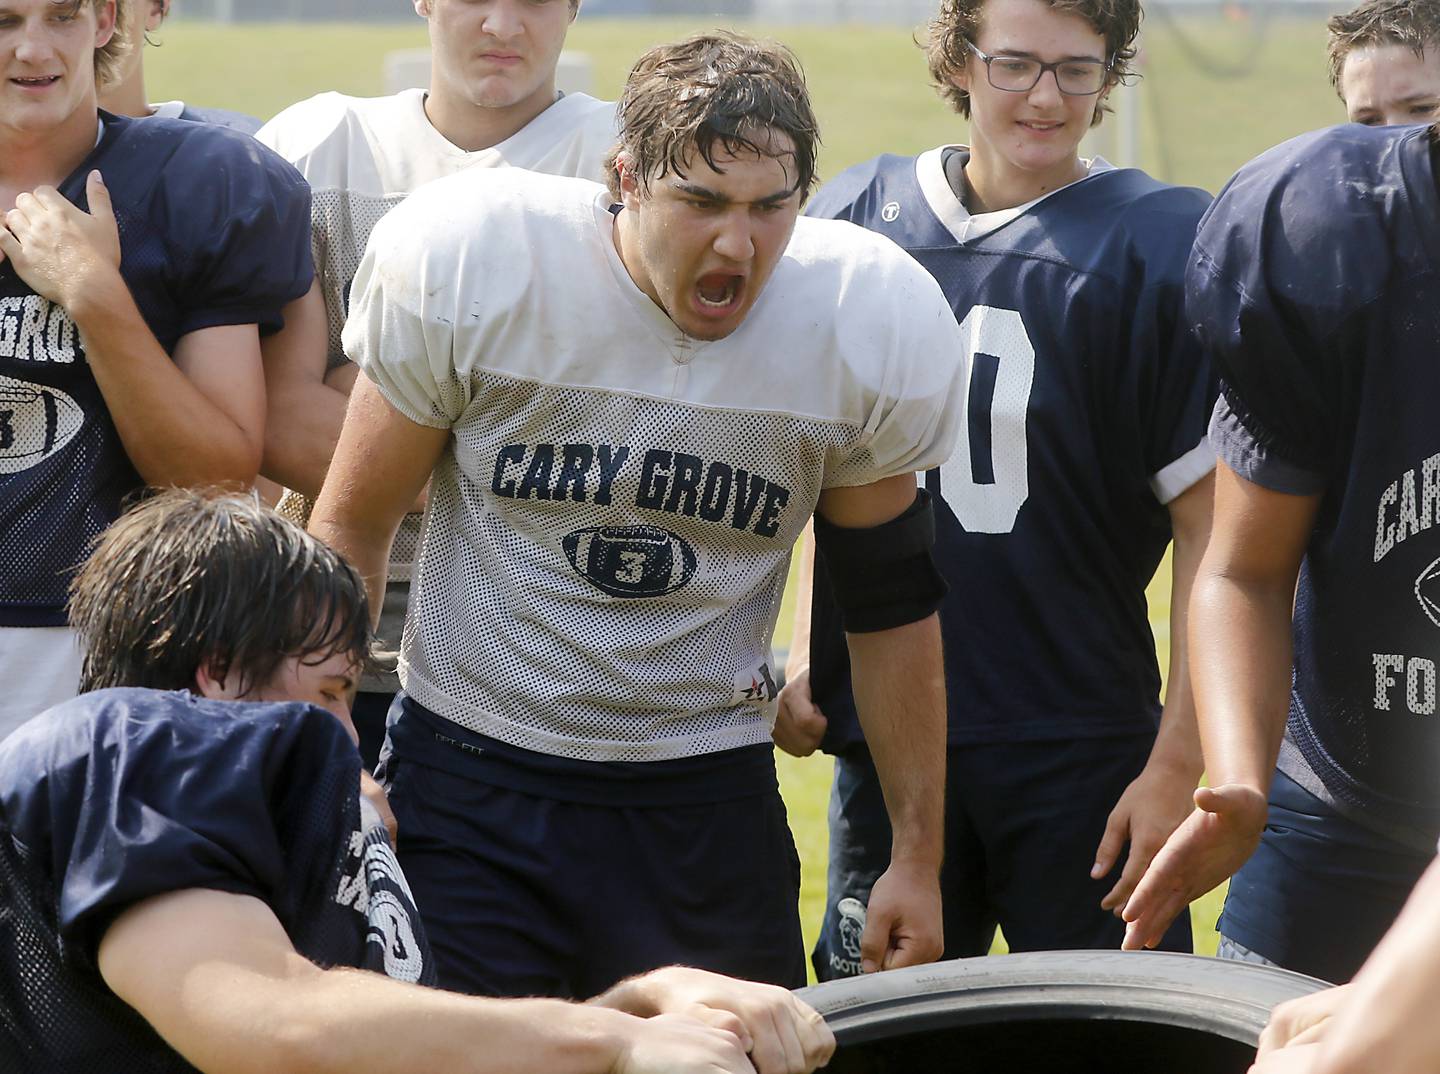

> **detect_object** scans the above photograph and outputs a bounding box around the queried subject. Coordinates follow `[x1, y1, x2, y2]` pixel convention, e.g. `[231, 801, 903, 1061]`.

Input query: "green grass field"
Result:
[145, 10, 1329, 971]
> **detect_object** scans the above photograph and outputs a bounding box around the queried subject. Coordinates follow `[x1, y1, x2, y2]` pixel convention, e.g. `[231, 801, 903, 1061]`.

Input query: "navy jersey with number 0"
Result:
[0, 689, 433, 1071]
[1195, 124, 1440, 840]
[0, 112, 312, 627]
[806, 151, 1215, 748]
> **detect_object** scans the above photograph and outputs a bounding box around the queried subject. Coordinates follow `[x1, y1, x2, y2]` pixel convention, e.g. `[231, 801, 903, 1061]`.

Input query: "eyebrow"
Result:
[673, 180, 798, 206]
[987, 48, 1107, 63]
[0, 0, 83, 12]
[328, 673, 358, 693]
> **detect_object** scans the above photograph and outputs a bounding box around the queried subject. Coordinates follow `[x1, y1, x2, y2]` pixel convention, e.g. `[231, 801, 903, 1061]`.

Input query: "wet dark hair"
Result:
[1328, 0, 1440, 97]
[604, 30, 821, 204]
[69, 488, 372, 696]
[924, 0, 1141, 126]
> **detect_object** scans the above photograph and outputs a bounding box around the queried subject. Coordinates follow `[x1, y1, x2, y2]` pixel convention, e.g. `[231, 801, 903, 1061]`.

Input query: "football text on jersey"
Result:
[1371, 452, 1440, 717]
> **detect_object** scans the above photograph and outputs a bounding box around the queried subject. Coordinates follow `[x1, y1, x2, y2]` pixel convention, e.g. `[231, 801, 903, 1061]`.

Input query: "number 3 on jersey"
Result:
[936, 305, 1035, 534]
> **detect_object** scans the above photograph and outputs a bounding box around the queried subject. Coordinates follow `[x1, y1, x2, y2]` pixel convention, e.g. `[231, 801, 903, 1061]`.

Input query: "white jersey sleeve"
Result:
[796, 217, 966, 488]
[344, 203, 468, 430]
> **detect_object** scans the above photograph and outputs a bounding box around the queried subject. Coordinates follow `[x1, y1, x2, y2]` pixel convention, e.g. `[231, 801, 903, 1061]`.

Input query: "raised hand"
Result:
[0, 172, 122, 309]
[1120, 783, 1267, 950]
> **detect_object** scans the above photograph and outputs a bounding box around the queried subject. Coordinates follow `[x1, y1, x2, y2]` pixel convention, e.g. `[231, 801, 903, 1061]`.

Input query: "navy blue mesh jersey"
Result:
[0, 688, 434, 1072]
[174, 103, 264, 135]
[806, 149, 1215, 748]
[0, 111, 312, 627]
[1195, 123, 1440, 840]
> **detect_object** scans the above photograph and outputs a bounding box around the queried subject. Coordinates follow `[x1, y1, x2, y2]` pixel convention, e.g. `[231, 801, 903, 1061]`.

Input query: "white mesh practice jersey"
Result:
[256, 89, 617, 581]
[345, 169, 968, 762]
[257, 88, 617, 370]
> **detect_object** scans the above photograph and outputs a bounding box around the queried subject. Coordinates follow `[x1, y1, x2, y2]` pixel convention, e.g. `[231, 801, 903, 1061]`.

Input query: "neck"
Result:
[422, 78, 558, 153]
[0, 106, 101, 206]
[98, 70, 154, 119]
[611, 207, 659, 309]
[961, 147, 1086, 214]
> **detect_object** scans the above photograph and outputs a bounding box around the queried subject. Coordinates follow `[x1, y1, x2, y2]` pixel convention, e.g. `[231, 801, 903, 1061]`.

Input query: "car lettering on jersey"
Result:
[490, 443, 793, 538]
[492, 443, 629, 506]
[0, 374, 85, 475]
[1373, 452, 1440, 563]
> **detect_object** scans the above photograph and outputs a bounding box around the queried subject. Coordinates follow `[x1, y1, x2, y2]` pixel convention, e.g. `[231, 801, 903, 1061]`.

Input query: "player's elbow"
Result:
[254, 1016, 346, 1074]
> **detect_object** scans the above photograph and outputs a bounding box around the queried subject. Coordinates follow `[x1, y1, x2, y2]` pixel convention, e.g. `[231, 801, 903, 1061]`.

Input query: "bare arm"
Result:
[1122, 461, 1321, 948]
[307, 375, 448, 628]
[98, 889, 756, 1074]
[1094, 470, 1213, 911]
[1190, 463, 1319, 790]
[260, 283, 352, 498]
[816, 473, 945, 972]
[773, 522, 828, 758]
[0, 175, 264, 488]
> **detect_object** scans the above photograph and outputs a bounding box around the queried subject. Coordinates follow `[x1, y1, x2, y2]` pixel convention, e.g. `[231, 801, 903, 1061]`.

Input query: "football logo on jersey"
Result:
[563, 524, 697, 598]
[881, 201, 901, 223]
[0, 375, 84, 475]
[1415, 555, 1440, 628]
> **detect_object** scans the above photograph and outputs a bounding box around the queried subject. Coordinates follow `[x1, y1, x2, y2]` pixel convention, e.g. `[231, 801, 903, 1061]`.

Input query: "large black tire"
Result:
[796, 950, 1329, 1074]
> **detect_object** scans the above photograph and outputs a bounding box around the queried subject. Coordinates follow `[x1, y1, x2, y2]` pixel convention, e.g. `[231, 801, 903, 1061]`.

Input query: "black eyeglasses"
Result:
[964, 40, 1112, 96]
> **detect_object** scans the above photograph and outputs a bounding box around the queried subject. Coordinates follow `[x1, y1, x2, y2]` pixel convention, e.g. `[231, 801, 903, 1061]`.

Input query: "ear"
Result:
[193, 661, 245, 702]
[94, 0, 118, 49]
[413, 0, 432, 17]
[147, 0, 169, 32]
[616, 153, 644, 210]
[1093, 78, 1114, 123]
[950, 45, 974, 98]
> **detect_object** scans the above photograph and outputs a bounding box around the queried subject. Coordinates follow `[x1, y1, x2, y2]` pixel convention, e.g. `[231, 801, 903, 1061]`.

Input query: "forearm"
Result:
[307, 493, 397, 632]
[1187, 568, 1294, 792]
[100, 890, 634, 1074]
[846, 614, 945, 864]
[307, 377, 446, 627]
[72, 276, 260, 487]
[785, 523, 816, 680]
[251, 965, 631, 1074]
[1150, 515, 1208, 782]
[262, 375, 350, 498]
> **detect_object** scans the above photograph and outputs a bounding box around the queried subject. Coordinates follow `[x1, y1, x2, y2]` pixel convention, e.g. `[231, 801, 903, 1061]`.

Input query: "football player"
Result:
[310, 31, 964, 998]
[97, 0, 261, 130]
[0, 488, 835, 1074]
[776, 0, 1215, 977]
[255, 0, 615, 769]
[1327, 0, 1440, 128]
[1120, 122, 1440, 983]
[0, 0, 311, 737]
